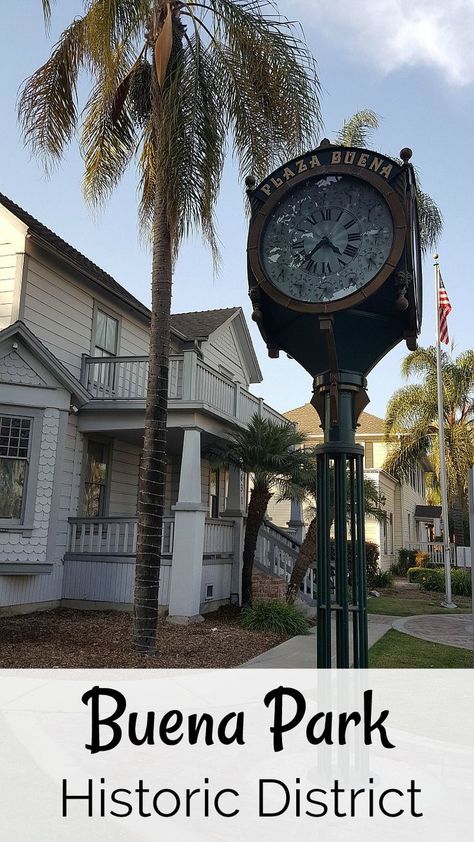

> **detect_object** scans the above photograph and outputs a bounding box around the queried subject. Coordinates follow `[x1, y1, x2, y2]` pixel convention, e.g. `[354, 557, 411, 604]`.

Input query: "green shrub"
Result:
[370, 569, 393, 589]
[408, 566, 472, 596]
[329, 539, 380, 590]
[365, 542, 381, 588]
[241, 600, 309, 636]
[391, 548, 417, 576]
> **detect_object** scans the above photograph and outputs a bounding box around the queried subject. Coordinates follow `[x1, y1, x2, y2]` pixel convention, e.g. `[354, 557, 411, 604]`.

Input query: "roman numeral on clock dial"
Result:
[344, 244, 358, 258]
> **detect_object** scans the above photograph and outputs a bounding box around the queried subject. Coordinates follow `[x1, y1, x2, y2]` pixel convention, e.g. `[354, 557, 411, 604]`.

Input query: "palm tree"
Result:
[384, 346, 474, 545]
[285, 474, 386, 604]
[218, 414, 313, 606]
[21, 1, 321, 652]
[334, 109, 443, 253]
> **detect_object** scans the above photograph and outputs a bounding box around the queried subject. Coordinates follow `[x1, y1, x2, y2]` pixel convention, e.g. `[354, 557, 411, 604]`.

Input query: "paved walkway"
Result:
[393, 614, 474, 651]
[242, 614, 393, 668]
[242, 612, 474, 667]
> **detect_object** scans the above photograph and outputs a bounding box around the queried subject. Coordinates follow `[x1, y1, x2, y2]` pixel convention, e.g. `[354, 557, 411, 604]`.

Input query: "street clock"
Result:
[247, 140, 422, 375]
[246, 140, 423, 670]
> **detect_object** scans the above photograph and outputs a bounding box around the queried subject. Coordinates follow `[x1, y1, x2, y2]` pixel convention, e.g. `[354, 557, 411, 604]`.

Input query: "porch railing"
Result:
[254, 520, 316, 602]
[407, 542, 468, 567]
[80, 349, 289, 426]
[66, 516, 235, 560]
[66, 516, 175, 558]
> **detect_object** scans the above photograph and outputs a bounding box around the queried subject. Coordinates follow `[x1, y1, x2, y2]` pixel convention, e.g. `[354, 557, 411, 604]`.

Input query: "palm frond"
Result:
[333, 109, 379, 148]
[205, 0, 321, 181]
[81, 41, 139, 205]
[416, 187, 443, 253]
[18, 16, 88, 168]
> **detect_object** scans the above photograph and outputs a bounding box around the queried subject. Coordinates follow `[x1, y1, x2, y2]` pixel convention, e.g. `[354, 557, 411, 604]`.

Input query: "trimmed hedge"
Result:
[408, 566, 472, 597]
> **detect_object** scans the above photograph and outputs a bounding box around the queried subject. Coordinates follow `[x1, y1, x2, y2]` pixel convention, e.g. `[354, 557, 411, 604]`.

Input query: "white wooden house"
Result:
[0, 193, 291, 618]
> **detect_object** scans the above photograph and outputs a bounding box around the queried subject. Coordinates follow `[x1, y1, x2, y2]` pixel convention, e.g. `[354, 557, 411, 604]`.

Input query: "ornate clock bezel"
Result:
[247, 163, 407, 314]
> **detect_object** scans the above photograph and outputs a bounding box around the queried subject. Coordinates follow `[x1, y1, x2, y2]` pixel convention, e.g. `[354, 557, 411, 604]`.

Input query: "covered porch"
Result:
[64, 422, 249, 618]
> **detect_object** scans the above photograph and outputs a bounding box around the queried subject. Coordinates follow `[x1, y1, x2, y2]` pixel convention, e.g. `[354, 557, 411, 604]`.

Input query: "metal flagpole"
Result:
[434, 255, 455, 608]
[468, 467, 474, 650]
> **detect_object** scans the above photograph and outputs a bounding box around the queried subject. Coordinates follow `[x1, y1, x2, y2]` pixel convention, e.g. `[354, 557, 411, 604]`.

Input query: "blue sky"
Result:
[0, 1, 472, 417]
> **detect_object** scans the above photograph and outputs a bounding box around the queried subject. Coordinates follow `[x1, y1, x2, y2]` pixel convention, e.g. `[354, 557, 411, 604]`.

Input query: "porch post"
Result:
[168, 428, 207, 623]
[222, 465, 247, 605]
[288, 498, 305, 543]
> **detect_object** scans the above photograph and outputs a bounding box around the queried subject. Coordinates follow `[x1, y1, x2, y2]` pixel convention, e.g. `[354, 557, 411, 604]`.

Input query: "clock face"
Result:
[260, 174, 394, 304]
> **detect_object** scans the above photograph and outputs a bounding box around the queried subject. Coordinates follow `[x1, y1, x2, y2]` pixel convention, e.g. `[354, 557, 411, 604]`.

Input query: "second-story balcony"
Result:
[80, 349, 288, 427]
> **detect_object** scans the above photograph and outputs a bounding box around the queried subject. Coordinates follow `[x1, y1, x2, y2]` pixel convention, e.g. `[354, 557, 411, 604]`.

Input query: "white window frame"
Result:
[0, 406, 43, 531]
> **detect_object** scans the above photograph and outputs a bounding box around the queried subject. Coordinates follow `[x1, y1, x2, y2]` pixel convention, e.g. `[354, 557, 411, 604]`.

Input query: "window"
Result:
[92, 309, 119, 392]
[383, 515, 388, 555]
[82, 440, 110, 517]
[94, 309, 119, 358]
[0, 415, 31, 522]
[389, 513, 394, 554]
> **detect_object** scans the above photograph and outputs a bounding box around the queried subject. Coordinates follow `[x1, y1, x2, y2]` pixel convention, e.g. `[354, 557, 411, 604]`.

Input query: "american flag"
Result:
[438, 274, 452, 344]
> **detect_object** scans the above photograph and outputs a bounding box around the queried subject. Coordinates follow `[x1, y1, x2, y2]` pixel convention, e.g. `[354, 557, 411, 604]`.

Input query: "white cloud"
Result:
[289, 0, 474, 86]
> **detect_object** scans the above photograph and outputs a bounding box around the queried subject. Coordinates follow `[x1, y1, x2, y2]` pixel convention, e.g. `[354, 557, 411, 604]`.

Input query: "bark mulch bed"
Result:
[0, 606, 287, 669]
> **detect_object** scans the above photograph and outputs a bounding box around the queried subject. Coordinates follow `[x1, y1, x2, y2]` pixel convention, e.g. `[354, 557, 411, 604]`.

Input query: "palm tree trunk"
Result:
[133, 183, 172, 654]
[286, 516, 316, 604]
[242, 485, 272, 607]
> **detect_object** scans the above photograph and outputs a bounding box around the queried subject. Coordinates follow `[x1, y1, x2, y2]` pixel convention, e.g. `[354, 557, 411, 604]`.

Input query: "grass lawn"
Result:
[367, 580, 472, 617]
[369, 629, 474, 668]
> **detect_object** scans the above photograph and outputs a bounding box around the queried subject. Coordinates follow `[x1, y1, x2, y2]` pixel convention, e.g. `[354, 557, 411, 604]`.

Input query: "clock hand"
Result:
[306, 236, 329, 258]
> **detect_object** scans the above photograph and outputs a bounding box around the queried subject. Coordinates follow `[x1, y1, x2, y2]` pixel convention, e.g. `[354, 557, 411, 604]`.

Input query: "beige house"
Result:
[267, 402, 429, 571]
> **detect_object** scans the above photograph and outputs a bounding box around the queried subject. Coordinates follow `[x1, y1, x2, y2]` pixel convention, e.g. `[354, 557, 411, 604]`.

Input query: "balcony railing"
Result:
[81, 349, 288, 426]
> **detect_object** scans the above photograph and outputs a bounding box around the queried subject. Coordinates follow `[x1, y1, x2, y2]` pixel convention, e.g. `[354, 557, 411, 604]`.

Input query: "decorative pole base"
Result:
[312, 371, 369, 668]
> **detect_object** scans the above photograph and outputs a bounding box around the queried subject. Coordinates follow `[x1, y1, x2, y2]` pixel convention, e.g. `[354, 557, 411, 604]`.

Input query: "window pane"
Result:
[105, 315, 118, 354]
[95, 310, 118, 355]
[0, 416, 31, 458]
[83, 440, 109, 517]
[95, 311, 107, 349]
[0, 459, 27, 519]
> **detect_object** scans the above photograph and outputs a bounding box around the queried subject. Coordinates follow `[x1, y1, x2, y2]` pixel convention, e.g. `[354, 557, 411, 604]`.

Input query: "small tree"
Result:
[219, 414, 312, 606]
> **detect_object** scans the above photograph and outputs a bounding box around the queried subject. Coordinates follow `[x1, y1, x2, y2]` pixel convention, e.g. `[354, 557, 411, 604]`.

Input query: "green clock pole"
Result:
[312, 368, 369, 668]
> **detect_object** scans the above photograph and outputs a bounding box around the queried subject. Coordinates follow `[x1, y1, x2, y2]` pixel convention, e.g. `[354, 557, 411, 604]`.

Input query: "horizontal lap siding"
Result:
[202, 322, 249, 386]
[0, 238, 18, 329]
[23, 257, 151, 378]
[108, 441, 141, 516]
[24, 258, 93, 378]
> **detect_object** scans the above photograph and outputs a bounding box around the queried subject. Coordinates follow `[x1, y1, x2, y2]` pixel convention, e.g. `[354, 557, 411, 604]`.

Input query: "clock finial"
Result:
[400, 147, 413, 163]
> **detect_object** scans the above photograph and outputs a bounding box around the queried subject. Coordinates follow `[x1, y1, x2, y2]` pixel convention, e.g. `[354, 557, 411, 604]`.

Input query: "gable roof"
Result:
[170, 308, 239, 339]
[0, 193, 150, 320]
[284, 403, 385, 436]
[0, 193, 262, 381]
[0, 320, 91, 405]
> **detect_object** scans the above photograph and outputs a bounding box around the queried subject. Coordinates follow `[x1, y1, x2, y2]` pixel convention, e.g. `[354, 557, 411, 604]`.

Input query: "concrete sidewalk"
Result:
[242, 614, 393, 668]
